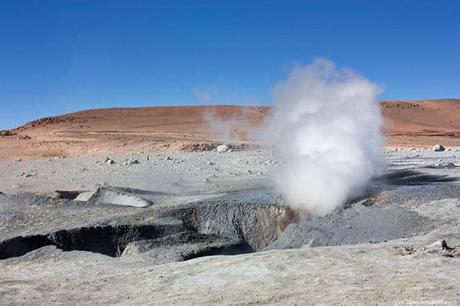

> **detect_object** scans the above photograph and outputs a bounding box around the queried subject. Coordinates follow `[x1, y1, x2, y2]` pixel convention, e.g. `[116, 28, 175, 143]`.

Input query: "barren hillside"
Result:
[382, 99, 460, 147]
[0, 100, 459, 160]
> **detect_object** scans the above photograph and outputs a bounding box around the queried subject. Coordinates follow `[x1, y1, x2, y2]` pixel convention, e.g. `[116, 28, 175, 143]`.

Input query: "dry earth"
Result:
[0, 100, 459, 161]
[382, 99, 460, 148]
[0, 149, 459, 305]
[0, 100, 460, 305]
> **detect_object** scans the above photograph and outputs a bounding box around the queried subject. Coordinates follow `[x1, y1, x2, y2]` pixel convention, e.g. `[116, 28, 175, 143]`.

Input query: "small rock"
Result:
[433, 144, 445, 152]
[20, 172, 35, 178]
[216, 144, 230, 153]
[427, 161, 456, 169]
[123, 158, 139, 166]
[105, 158, 115, 165]
[0, 130, 14, 136]
[425, 240, 448, 252]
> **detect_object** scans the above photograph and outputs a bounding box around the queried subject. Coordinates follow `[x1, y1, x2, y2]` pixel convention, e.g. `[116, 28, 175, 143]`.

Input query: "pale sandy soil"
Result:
[0, 100, 459, 160]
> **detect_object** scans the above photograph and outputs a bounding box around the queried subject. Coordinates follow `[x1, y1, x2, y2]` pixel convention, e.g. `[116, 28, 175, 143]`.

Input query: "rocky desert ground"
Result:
[0, 100, 459, 305]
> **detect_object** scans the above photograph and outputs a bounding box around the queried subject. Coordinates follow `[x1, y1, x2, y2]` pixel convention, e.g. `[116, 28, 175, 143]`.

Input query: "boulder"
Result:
[75, 187, 152, 208]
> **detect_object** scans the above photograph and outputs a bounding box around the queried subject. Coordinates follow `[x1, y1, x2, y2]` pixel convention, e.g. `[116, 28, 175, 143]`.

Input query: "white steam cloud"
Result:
[266, 59, 385, 215]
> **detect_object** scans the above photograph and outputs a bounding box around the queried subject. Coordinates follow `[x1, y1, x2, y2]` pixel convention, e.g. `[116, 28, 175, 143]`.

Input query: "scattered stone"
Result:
[105, 157, 115, 165]
[433, 144, 445, 152]
[418, 240, 460, 257]
[123, 158, 140, 166]
[20, 172, 36, 178]
[179, 143, 216, 152]
[391, 245, 416, 256]
[216, 144, 230, 153]
[0, 130, 15, 137]
[392, 240, 460, 258]
[424, 240, 448, 252]
[18, 134, 31, 140]
[426, 161, 456, 169]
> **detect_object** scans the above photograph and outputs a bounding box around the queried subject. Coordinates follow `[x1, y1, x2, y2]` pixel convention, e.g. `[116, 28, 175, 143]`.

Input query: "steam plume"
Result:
[267, 59, 384, 215]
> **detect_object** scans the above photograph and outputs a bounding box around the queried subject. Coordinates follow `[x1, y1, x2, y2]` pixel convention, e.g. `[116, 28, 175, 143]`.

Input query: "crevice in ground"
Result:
[0, 223, 183, 259]
[0, 198, 296, 260]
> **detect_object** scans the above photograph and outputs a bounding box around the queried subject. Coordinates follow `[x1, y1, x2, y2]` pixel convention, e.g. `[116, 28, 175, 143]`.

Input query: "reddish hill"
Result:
[381, 99, 460, 147]
[0, 100, 459, 160]
[0, 106, 269, 160]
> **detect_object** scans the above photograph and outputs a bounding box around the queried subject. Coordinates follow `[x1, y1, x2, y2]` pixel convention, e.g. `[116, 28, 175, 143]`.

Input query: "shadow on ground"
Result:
[382, 169, 458, 186]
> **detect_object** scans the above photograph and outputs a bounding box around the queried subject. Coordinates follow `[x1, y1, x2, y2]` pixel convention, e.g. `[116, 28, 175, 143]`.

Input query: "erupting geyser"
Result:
[266, 59, 385, 215]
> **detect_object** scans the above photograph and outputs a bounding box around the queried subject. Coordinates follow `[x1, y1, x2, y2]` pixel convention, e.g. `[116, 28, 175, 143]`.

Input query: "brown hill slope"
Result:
[382, 99, 460, 147]
[0, 100, 459, 160]
[0, 106, 269, 160]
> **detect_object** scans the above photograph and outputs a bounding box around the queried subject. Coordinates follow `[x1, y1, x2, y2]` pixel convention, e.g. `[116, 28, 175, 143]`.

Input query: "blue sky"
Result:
[0, 0, 459, 129]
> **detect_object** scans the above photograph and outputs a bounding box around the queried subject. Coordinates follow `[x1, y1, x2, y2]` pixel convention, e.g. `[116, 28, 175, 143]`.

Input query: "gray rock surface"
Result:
[0, 149, 459, 305]
[121, 231, 251, 264]
[81, 186, 153, 207]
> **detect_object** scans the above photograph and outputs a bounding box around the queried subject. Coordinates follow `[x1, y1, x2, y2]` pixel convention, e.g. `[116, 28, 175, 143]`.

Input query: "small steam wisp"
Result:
[266, 59, 384, 215]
